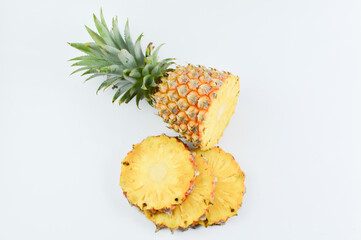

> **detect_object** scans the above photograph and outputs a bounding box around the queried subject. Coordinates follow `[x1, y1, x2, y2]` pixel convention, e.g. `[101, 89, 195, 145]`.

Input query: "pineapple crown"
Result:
[68, 9, 175, 106]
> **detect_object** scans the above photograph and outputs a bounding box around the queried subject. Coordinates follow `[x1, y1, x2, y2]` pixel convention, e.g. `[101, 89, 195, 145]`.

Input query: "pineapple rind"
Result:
[145, 153, 215, 230]
[120, 135, 196, 212]
[194, 147, 245, 226]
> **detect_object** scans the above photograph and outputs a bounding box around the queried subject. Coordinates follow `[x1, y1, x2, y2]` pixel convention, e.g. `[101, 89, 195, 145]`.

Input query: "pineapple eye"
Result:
[230, 208, 235, 213]
[174, 198, 178, 202]
[122, 162, 130, 166]
[142, 203, 147, 208]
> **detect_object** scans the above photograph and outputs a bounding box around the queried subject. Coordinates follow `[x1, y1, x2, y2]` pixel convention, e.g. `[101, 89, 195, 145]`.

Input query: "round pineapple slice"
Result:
[145, 153, 215, 230]
[194, 147, 245, 226]
[120, 135, 196, 212]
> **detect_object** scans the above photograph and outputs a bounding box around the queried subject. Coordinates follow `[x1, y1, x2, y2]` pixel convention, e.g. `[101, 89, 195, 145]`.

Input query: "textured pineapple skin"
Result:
[153, 64, 240, 150]
[120, 135, 196, 212]
[194, 147, 245, 226]
[145, 153, 215, 231]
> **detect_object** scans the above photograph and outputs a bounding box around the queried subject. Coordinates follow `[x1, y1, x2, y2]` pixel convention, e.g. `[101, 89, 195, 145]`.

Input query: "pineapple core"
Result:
[149, 163, 167, 182]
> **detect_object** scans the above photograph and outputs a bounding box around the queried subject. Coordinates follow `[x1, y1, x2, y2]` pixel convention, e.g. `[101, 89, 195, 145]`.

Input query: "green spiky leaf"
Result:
[118, 49, 136, 68]
[85, 26, 106, 45]
[69, 9, 175, 106]
[124, 19, 135, 55]
[96, 76, 122, 93]
[135, 91, 144, 108]
[134, 33, 145, 66]
[70, 66, 90, 75]
[93, 14, 117, 48]
[112, 17, 127, 50]
[129, 69, 142, 78]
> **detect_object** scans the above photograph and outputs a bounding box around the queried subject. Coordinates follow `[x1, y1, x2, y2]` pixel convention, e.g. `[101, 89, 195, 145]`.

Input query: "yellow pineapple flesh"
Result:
[194, 147, 245, 226]
[145, 153, 215, 230]
[154, 64, 240, 150]
[120, 135, 196, 212]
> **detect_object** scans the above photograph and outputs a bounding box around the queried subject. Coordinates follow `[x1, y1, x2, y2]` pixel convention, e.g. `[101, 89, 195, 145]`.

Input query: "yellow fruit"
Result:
[154, 64, 240, 150]
[120, 135, 196, 212]
[194, 147, 245, 226]
[145, 153, 215, 231]
[70, 12, 246, 232]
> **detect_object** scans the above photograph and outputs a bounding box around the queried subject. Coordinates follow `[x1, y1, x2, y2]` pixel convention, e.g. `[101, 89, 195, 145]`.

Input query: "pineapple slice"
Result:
[120, 136, 196, 212]
[194, 147, 245, 226]
[145, 153, 215, 231]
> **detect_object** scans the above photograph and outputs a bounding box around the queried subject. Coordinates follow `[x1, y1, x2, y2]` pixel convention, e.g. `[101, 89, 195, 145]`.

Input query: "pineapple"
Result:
[145, 153, 215, 231]
[194, 147, 245, 226]
[120, 135, 196, 212]
[69, 10, 240, 150]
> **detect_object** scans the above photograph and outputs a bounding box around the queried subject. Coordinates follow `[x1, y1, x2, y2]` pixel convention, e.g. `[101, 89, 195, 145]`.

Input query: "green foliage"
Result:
[69, 9, 175, 107]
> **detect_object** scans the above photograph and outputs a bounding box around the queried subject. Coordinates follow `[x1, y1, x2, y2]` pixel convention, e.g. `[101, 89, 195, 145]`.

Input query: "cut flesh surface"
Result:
[194, 147, 245, 226]
[120, 136, 195, 211]
[145, 153, 215, 230]
[199, 75, 240, 150]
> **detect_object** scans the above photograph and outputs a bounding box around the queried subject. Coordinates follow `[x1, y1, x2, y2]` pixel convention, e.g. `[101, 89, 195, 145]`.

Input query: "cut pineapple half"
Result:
[194, 147, 245, 226]
[154, 65, 240, 150]
[145, 153, 215, 230]
[120, 135, 195, 212]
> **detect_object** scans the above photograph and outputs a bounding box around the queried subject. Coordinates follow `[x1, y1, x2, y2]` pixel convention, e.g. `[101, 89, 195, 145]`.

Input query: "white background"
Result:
[0, 0, 360, 239]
